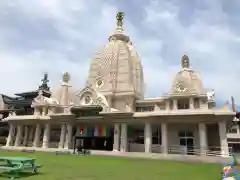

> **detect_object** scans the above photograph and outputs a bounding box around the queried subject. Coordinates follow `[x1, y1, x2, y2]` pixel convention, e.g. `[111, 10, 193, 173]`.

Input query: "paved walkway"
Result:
[0, 146, 232, 165]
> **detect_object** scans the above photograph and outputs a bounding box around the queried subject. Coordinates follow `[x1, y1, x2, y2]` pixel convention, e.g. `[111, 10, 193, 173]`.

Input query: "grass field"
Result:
[0, 151, 221, 180]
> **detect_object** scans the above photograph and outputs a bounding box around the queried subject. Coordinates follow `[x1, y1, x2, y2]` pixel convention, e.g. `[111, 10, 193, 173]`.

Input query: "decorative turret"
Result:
[59, 72, 71, 106]
[171, 54, 204, 94]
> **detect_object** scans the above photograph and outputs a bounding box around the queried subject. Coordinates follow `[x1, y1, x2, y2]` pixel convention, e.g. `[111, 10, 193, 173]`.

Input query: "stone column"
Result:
[199, 123, 207, 155]
[113, 124, 120, 151]
[28, 126, 35, 143]
[107, 96, 112, 112]
[173, 100, 178, 110]
[42, 107, 48, 116]
[33, 124, 41, 147]
[64, 124, 73, 149]
[23, 126, 29, 147]
[6, 124, 14, 146]
[59, 124, 66, 149]
[14, 125, 23, 147]
[218, 121, 229, 157]
[34, 107, 41, 116]
[42, 124, 51, 148]
[161, 123, 168, 154]
[120, 123, 128, 152]
[190, 98, 194, 109]
[144, 122, 152, 153]
[165, 100, 170, 111]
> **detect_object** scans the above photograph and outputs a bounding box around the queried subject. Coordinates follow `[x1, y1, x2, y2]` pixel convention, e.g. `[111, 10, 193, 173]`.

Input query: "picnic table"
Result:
[0, 156, 39, 179]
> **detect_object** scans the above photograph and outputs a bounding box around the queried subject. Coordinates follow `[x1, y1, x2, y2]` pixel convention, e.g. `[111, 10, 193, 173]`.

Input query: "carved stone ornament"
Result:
[84, 96, 92, 105]
[175, 81, 188, 93]
[63, 72, 70, 83]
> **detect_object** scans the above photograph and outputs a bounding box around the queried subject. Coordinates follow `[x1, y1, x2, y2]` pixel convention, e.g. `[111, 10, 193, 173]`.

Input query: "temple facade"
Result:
[0, 12, 237, 156]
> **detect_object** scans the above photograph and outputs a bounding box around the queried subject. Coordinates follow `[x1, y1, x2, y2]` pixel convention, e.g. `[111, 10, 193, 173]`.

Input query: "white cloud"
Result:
[0, 0, 239, 108]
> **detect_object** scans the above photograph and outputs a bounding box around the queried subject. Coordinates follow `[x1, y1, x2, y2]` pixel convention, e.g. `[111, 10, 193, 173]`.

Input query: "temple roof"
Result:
[15, 90, 51, 98]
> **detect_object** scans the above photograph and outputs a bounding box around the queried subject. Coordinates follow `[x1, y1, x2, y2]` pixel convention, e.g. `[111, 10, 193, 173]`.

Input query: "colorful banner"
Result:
[78, 126, 94, 137]
[94, 125, 111, 137]
[78, 125, 112, 137]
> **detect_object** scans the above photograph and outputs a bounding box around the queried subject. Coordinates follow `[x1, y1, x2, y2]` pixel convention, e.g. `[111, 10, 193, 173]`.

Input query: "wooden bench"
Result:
[0, 164, 23, 179]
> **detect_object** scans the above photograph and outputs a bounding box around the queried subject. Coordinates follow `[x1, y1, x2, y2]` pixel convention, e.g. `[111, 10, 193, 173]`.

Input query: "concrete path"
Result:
[0, 146, 232, 165]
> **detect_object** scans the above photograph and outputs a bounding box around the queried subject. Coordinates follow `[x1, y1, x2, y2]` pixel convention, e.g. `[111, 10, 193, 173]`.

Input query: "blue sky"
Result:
[0, 0, 239, 109]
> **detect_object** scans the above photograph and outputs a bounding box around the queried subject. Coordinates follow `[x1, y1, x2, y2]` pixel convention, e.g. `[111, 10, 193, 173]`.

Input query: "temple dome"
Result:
[171, 55, 205, 94]
[86, 12, 144, 99]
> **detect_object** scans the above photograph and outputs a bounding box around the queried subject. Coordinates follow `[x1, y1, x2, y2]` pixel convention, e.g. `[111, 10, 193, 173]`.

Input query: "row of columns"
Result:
[6, 123, 73, 149]
[6, 121, 229, 156]
[114, 121, 229, 156]
[113, 122, 168, 154]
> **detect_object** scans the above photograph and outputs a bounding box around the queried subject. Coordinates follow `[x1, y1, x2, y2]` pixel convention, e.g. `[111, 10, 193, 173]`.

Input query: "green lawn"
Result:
[0, 151, 221, 180]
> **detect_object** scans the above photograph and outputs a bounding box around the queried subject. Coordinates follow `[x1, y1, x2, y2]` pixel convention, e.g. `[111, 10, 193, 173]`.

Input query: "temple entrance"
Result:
[74, 136, 113, 151]
[73, 124, 114, 152]
[178, 130, 195, 155]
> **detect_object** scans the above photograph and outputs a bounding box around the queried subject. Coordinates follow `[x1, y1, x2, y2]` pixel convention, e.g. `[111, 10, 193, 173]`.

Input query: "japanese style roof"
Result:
[15, 89, 51, 98]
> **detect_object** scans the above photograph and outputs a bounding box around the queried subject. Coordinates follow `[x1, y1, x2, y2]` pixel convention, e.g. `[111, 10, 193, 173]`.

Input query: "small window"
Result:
[178, 131, 193, 138]
[177, 99, 190, 109]
[228, 126, 238, 133]
[194, 98, 200, 109]
[135, 106, 154, 112]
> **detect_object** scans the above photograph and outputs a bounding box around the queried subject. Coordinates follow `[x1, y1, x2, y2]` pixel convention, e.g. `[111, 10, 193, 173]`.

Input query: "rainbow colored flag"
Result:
[78, 126, 94, 137]
[94, 125, 111, 137]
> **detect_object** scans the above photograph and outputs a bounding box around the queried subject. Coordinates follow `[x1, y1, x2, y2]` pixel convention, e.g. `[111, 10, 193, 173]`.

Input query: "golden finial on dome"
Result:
[62, 72, 70, 83]
[116, 12, 125, 27]
[181, 54, 190, 68]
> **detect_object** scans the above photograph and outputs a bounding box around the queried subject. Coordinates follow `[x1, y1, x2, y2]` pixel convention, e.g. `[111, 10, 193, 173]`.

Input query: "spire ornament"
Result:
[62, 72, 70, 83]
[116, 12, 124, 27]
[38, 72, 50, 91]
[181, 54, 190, 69]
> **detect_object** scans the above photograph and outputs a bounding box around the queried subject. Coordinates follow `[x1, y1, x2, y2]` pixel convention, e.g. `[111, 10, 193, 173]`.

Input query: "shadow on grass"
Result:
[0, 171, 44, 179]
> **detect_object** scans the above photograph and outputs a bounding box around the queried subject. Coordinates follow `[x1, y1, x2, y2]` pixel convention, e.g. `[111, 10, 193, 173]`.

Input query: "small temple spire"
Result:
[38, 72, 50, 91]
[181, 54, 190, 69]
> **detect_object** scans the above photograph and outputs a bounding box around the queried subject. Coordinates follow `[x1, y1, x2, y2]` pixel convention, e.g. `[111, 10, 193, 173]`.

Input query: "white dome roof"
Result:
[171, 55, 205, 94]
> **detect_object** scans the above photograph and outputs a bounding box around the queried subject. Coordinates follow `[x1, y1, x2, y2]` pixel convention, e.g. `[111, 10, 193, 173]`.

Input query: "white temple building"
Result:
[0, 12, 237, 157]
